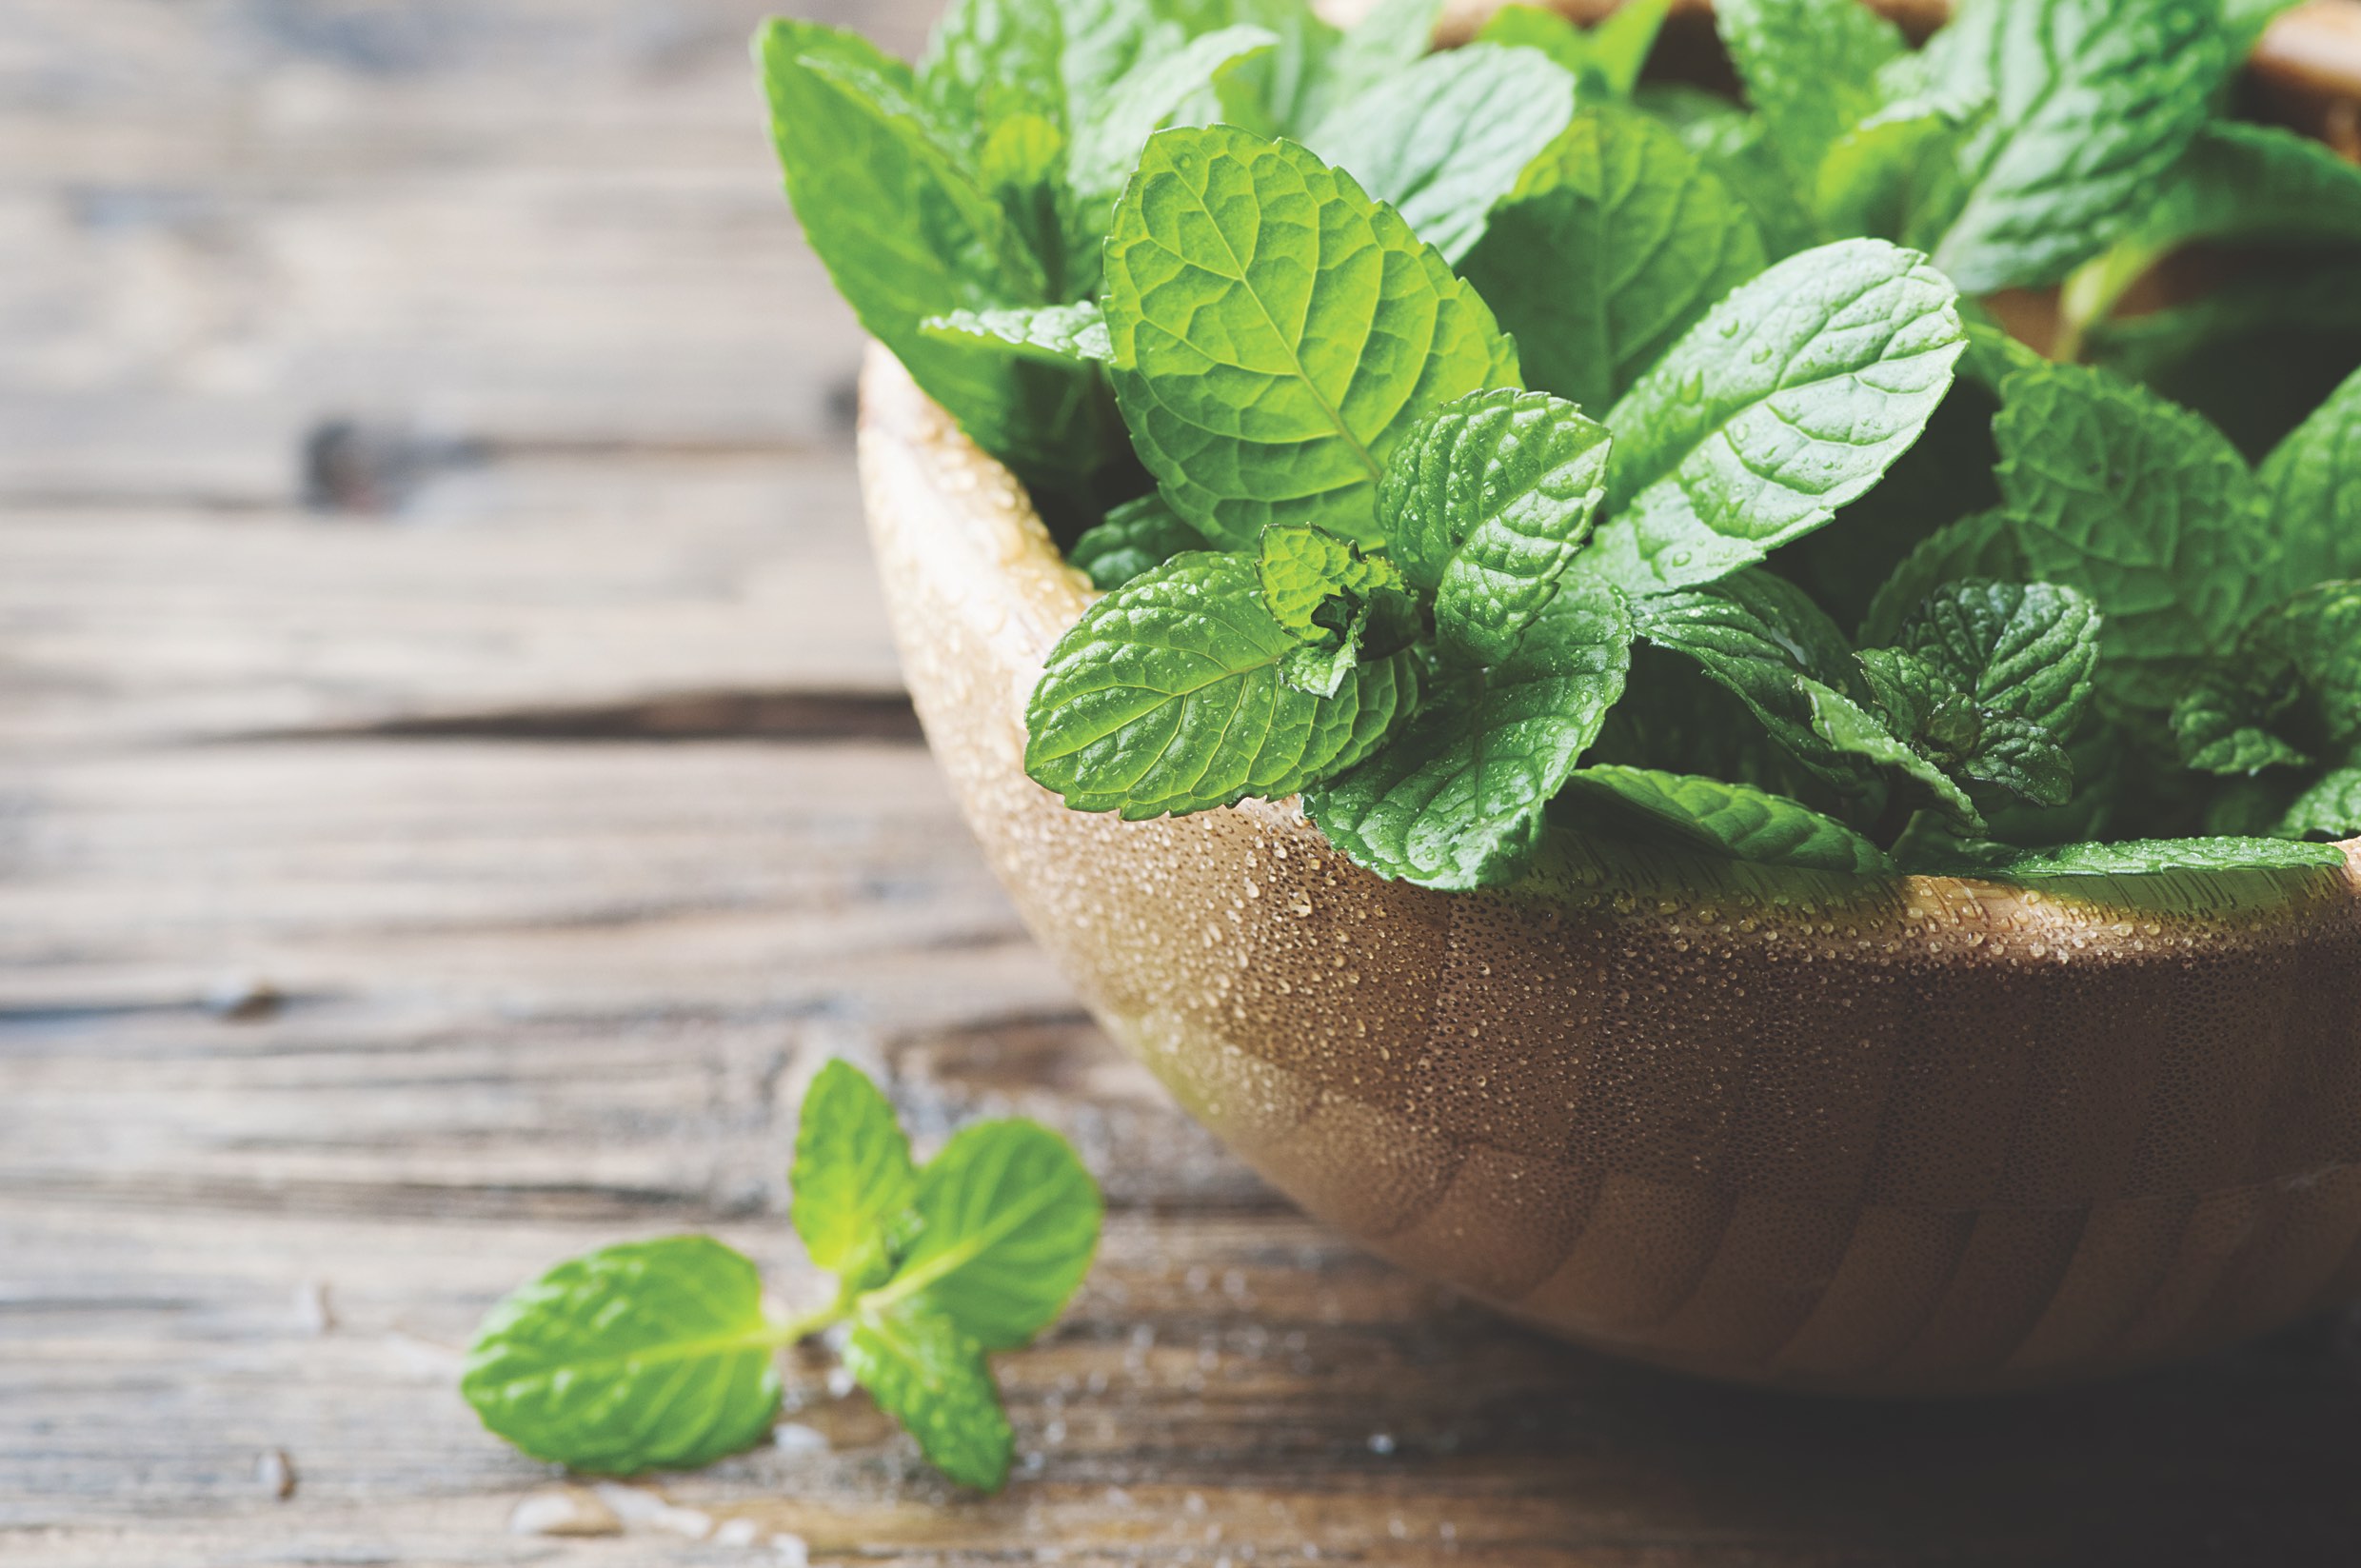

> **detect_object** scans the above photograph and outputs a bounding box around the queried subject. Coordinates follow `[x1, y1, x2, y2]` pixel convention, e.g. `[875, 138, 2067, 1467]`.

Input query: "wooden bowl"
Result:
[856, 344, 2361, 1397]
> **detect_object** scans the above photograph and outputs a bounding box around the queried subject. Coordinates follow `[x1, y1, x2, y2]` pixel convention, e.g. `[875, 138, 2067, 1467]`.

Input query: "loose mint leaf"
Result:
[1379, 388, 1614, 667]
[1023, 553, 1416, 816]
[2279, 768, 2361, 841]
[1066, 24, 1280, 245]
[1102, 126, 1518, 548]
[923, 303, 1113, 366]
[791, 1061, 917, 1289]
[1463, 106, 1768, 413]
[886, 1120, 1102, 1351]
[1256, 523, 1405, 637]
[1304, 583, 1631, 889]
[1561, 766, 1893, 873]
[1959, 836, 2347, 878]
[1576, 238, 1965, 598]
[1897, 579, 2101, 737]
[462, 1238, 781, 1475]
[1994, 364, 2270, 709]
[1715, 0, 1907, 195]
[1629, 570, 1885, 803]
[1308, 45, 1580, 264]
[1921, 0, 2230, 291]
[2258, 364, 2361, 590]
[922, 0, 1068, 149]
[843, 1301, 1012, 1491]
[1069, 494, 1211, 589]
[1802, 672, 1985, 828]
[1858, 507, 2027, 646]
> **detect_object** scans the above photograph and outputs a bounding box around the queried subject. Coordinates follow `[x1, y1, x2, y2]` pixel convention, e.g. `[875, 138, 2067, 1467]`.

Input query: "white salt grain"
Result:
[507, 1488, 621, 1538]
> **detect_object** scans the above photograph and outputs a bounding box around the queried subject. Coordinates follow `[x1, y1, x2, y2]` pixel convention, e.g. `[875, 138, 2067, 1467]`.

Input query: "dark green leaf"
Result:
[2131, 122, 2361, 259]
[1069, 494, 1211, 589]
[1560, 765, 1893, 873]
[1639, 87, 1820, 259]
[843, 1301, 1012, 1491]
[791, 1062, 917, 1288]
[2259, 363, 2361, 590]
[1802, 668, 1985, 828]
[1896, 578, 2100, 737]
[1857, 507, 2027, 647]
[2279, 768, 2361, 841]
[886, 1120, 1102, 1350]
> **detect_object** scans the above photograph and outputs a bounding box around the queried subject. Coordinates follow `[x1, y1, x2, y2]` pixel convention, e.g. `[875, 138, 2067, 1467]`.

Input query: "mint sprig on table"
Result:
[461, 1062, 1101, 1491]
[763, 0, 2361, 888]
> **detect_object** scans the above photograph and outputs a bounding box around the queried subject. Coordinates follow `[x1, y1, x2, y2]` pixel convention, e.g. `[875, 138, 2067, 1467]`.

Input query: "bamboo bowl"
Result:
[856, 347, 2361, 1397]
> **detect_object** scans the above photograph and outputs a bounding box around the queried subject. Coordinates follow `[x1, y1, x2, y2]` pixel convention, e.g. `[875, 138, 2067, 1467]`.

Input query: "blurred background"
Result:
[9, 3, 2361, 1565]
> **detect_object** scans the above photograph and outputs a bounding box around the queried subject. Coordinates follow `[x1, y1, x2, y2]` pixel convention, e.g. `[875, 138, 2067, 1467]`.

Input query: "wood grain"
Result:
[7, 2, 2361, 1565]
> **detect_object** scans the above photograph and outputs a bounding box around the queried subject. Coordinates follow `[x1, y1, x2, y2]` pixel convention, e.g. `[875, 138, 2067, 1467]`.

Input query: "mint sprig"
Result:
[461, 1062, 1101, 1492]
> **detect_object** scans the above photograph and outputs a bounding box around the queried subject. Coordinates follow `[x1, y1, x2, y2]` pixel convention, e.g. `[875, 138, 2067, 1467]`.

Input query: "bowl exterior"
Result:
[856, 349, 2361, 1396]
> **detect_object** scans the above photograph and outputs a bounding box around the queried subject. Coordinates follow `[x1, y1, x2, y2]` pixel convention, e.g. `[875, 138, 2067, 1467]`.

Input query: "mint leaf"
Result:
[461, 1237, 782, 1475]
[2279, 768, 2361, 841]
[1379, 388, 1614, 666]
[883, 1120, 1102, 1351]
[1576, 238, 1965, 598]
[1308, 45, 1579, 264]
[2173, 582, 2361, 776]
[1858, 507, 2027, 646]
[2175, 670, 2312, 774]
[1994, 364, 2270, 710]
[1463, 106, 1767, 414]
[923, 303, 1113, 366]
[1921, 0, 2230, 291]
[1066, 23, 1280, 248]
[2132, 122, 2361, 259]
[1023, 552, 1416, 816]
[1304, 582, 1631, 889]
[1715, 0, 1907, 195]
[1477, 2, 1596, 78]
[1640, 87, 1820, 259]
[843, 1301, 1012, 1491]
[1102, 126, 1518, 548]
[1069, 494, 1211, 589]
[1582, 0, 1676, 96]
[1307, 0, 1445, 119]
[922, 0, 1068, 149]
[1562, 766, 1893, 873]
[1256, 523, 1405, 637]
[1480, 0, 1671, 96]
[1958, 836, 2347, 878]
[1857, 645, 2073, 808]
[790, 1061, 917, 1289]
[2259, 364, 2361, 590]
[1802, 673, 1985, 828]
[1054, 0, 1181, 117]
[1896, 579, 2101, 738]
[1815, 105, 1973, 248]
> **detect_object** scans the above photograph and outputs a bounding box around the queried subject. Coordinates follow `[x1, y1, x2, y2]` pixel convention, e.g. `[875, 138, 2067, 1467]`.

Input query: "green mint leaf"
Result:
[1477, 3, 1597, 79]
[1255, 523, 1406, 638]
[2279, 767, 2361, 841]
[843, 1301, 1012, 1491]
[2259, 363, 2361, 590]
[1895, 578, 2101, 738]
[1066, 23, 1280, 246]
[1306, 0, 1445, 122]
[1628, 570, 1885, 804]
[1857, 507, 2027, 646]
[790, 1061, 917, 1288]
[461, 1237, 781, 1475]
[1994, 363, 2268, 710]
[1023, 552, 1416, 816]
[1307, 45, 1579, 264]
[976, 114, 1078, 295]
[1379, 388, 1614, 667]
[1577, 238, 1965, 598]
[1562, 766, 1893, 873]
[1802, 671, 1985, 829]
[1855, 645, 2073, 808]
[1639, 87, 1820, 259]
[2174, 672, 2313, 774]
[1954, 836, 2348, 879]
[1478, 0, 1672, 97]
[887, 1120, 1102, 1350]
[1304, 582, 1632, 889]
[1069, 494, 1212, 589]
[922, 0, 1069, 149]
[1582, 0, 1676, 97]
[1715, 0, 1907, 196]
[923, 303, 1113, 366]
[1053, 0, 1177, 116]
[1921, 0, 2230, 291]
[1814, 104, 1974, 248]
[2132, 122, 2361, 259]
[1276, 589, 1419, 699]
[1463, 106, 1768, 414]
[1103, 126, 1518, 548]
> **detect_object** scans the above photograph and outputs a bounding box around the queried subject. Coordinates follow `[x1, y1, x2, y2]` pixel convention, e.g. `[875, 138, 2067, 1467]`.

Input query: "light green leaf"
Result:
[1308, 45, 1580, 264]
[884, 1120, 1102, 1350]
[790, 1061, 917, 1288]
[1067, 24, 1280, 242]
[1577, 238, 1965, 598]
[1560, 766, 1893, 873]
[976, 114, 1077, 296]
[843, 1301, 1012, 1491]
[1463, 106, 1768, 413]
[1922, 0, 2231, 291]
[923, 303, 1113, 366]
[1276, 587, 1419, 698]
[1068, 494, 1212, 589]
[1961, 836, 2348, 878]
[1194, 0, 1340, 133]
[1379, 388, 1614, 666]
[1304, 582, 1632, 889]
[1477, 2, 1595, 78]
[1586, 0, 1677, 96]
[1857, 507, 2027, 647]
[2279, 768, 2361, 841]
[462, 1237, 781, 1475]
[1023, 552, 1417, 816]
[2259, 363, 2361, 590]
[1994, 363, 2268, 709]
[1896, 578, 2101, 737]
[1802, 673, 1985, 828]
[1053, 0, 1180, 117]
[1815, 105, 1972, 248]
[1479, 0, 1673, 97]
[1715, 0, 1907, 195]
[922, 0, 1069, 147]
[1102, 126, 1518, 548]
[1308, 0, 1445, 122]
[1256, 523, 1406, 637]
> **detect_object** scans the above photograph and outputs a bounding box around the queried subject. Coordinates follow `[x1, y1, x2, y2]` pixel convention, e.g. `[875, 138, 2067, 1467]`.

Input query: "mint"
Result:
[924, 303, 1113, 366]
[1859, 508, 2027, 647]
[1463, 106, 1767, 414]
[1562, 765, 1893, 874]
[1305, 583, 1631, 889]
[1639, 86, 1820, 259]
[1307, 45, 1579, 264]
[922, 0, 1068, 149]
[1065, 23, 1280, 247]
[1303, 0, 1446, 123]
[2259, 365, 2361, 591]
[1379, 388, 1614, 666]
[2279, 768, 2361, 841]
[1577, 238, 1965, 598]
[1801, 673, 1988, 829]
[1102, 126, 1518, 548]
[1479, 0, 1673, 97]
[1952, 836, 2347, 879]
[464, 1063, 1101, 1492]
[2173, 582, 2361, 776]
[1069, 495, 1211, 590]
[1022, 552, 1415, 817]
[1897, 579, 2101, 738]
[1715, 0, 1907, 196]
[1256, 523, 1406, 637]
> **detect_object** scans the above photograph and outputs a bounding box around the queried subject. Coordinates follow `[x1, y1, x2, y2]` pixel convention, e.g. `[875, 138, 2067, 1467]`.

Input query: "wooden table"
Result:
[7, 3, 2361, 1563]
